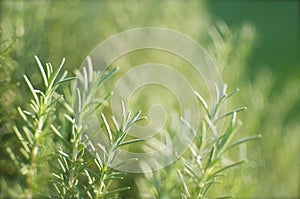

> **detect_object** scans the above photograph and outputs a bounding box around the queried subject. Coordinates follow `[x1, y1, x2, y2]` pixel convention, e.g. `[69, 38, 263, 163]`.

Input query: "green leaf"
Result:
[54, 76, 77, 87]
[115, 131, 128, 147]
[94, 153, 104, 170]
[35, 56, 48, 87]
[13, 126, 30, 154]
[57, 149, 69, 158]
[49, 58, 66, 89]
[86, 56, 93, 83]
[57, 158, 66, 173]
[17, 107, 28, 121]
[111, 115, 120, 132]
[206, 146, 216, 169]
[209, 160, 245, 179]
[83, 66, 88, 91]
[118, 138, 144, 147]
[217, 112, 238, 156]
[177, 169, 191, 197]
[216, 107, 247, 122]
[24, 75, 39, 106]
[48, 95, 63, 108]
[202, 178, 216, 197]
[77, 158, 94, 173]
[224, 134, 262, 153]
[101, 113, 113, 143]
[75, 88, 82, 114]
[97, 67, 118, 87]
[225, 88, 239, 100]
[182, 159, 199, 180]
[125, 110, 142, 129]
[195, 91, 210, 117]
[22, 126, 34, 145]
[46, 63, 52, 79]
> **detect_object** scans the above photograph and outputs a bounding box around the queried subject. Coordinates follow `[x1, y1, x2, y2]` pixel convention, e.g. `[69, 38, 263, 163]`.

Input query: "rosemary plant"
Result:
[6, 56, 75, 198]
[178, 85, 261, 198]
[6, 56, 260, 199]
[49, 58, 116, 198]
[50, 58, 146, 198]
[137, 85, 261, 198]
[93, 102, 146, 199]
[51, 102, 146, 199]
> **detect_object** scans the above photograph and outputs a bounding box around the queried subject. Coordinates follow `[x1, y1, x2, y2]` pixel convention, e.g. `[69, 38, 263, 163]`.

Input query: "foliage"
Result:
[5, 57, 75, 198]
[0, 0, 299, 198]
[137, 85, 261, 199]
[4, 56, 256, 198]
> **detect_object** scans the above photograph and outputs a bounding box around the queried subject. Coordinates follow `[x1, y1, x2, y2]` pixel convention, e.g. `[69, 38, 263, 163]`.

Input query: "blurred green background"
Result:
[0, 0, 299, 198]
[209, 0, 300, 89]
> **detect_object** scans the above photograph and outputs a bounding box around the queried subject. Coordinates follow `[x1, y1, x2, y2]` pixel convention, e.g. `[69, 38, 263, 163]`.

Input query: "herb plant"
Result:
[5, 55, 260, 198]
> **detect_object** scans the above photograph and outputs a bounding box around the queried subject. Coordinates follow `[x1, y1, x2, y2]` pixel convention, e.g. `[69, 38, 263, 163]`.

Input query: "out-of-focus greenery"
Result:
[0, 0, 299, 198]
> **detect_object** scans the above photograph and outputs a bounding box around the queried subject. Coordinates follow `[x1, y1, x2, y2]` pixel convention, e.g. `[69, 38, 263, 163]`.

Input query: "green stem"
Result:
[26, 107, 46, 199]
